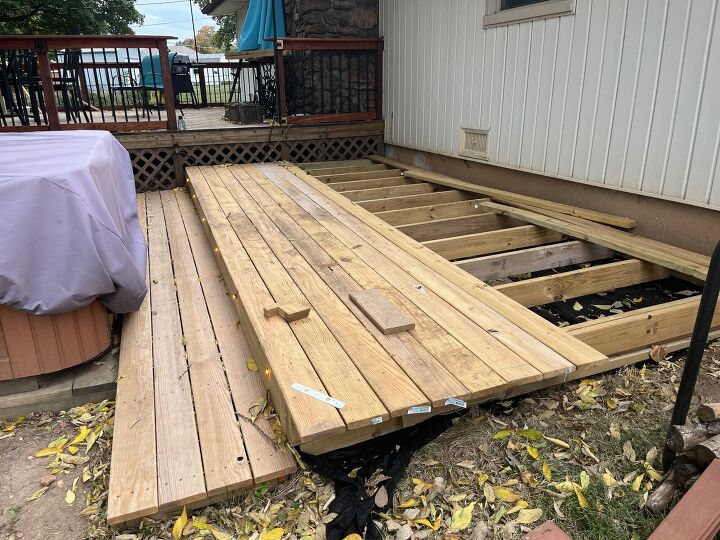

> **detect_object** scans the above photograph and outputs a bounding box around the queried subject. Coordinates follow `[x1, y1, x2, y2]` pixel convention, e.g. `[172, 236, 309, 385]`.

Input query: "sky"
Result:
[131, 0, 219, 43]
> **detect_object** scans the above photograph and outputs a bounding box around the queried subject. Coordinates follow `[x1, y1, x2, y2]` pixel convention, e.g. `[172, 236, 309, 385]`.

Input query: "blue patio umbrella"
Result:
[239, 0, 286, 51]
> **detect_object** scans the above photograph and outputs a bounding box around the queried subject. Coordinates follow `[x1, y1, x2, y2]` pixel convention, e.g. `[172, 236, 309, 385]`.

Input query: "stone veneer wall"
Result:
[284, 0, 379, 38]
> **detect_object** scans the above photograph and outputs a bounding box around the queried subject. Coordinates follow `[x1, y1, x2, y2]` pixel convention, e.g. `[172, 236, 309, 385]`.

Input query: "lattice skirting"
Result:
[128, 135, 382, 192]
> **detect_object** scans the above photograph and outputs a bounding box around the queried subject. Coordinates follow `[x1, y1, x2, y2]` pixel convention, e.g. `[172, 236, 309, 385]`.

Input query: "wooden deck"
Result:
[108, 157, 718, 523]
[107, 190, 296, 525]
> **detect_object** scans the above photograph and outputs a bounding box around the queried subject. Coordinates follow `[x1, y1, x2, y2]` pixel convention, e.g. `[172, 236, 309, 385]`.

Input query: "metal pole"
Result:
[662, 239, 720, 471]
[189, 0, 200, 63]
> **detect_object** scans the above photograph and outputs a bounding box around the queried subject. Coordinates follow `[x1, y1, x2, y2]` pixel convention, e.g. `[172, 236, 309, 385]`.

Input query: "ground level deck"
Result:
[109, 158, 719, 524]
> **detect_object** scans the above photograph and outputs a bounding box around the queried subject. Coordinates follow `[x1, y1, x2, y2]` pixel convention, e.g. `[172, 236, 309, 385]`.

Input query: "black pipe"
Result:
[662, 239, 720, 471]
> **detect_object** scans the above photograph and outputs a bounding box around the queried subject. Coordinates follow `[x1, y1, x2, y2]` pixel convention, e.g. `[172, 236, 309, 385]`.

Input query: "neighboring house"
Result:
[380, 0, 720, 213]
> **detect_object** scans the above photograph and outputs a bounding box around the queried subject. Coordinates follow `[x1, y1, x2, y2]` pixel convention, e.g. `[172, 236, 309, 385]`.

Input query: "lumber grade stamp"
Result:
[349, 288, 415, 335]
[263, 302, 312, 322]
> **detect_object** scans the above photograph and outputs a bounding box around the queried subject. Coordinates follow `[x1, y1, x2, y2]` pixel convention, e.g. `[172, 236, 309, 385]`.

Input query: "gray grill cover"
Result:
[0, 131, 147, 314]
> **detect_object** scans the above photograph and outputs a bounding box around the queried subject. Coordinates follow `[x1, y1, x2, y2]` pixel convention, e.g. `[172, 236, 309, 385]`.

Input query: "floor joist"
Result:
[375, 199, 489, 226]
[314, 168, 404, 183]
[397, 213, 523, 242]
[423, 225, 565, 260]
[342, 182, 444, 202]
[328, 176, 415, 192]
[360, 190, 473, 213]
[304, 163, 389, 176]
[454, 241, 615, 281]
[495, 259, 671, 307]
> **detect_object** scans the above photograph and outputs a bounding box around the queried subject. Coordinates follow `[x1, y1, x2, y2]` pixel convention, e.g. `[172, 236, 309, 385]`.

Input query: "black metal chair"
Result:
[52, 49, 89, 123]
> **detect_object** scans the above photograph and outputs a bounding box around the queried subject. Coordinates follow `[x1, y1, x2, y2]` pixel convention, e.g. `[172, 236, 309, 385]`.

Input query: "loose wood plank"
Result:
[145, 191, 206, 510]
[397, 213, 522, 242]
[342, 182, 441, 202]
[284, 164, 607, 370]
[313, 168, 403, 183]
[481, 201, 710, 281]
[349, 289, 415, 334]
[161, 191, 253, 497]
[455, 240, 614, 281]
[187, 167, 346, 444]
[360, 190, 473, 213]
[368, 155, 637, 229]
[174, 192, 296, 483]
[329, 176, 413, 192]
[375, 199, 489, 226]
[423, 225, 565, 260]
[107, 193, 158, 525]
[567, 296, 720, 355]
[496, 259, 670, 307]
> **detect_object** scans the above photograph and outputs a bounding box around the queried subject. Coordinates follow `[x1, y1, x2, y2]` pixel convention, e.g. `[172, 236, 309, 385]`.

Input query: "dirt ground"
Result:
[1, 341, 719, 540]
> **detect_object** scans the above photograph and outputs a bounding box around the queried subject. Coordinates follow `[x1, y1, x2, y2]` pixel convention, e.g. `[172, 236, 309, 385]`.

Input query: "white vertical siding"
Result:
[380, 0, 720, 209]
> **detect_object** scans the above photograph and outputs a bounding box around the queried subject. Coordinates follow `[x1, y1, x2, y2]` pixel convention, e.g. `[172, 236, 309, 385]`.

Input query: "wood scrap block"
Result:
[349, 289, 415, 335]
[522, 521, 572, 540]
[698, 403, 720, 423]
[264, 302, 311, 322]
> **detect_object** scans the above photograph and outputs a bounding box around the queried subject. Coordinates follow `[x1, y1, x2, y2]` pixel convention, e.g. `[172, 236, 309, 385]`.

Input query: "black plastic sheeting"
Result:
[302, 414, 460, 540]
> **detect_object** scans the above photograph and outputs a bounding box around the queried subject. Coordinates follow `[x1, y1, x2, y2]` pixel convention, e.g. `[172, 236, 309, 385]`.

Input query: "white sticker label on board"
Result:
[407, 406, 432, 415]
[291, 383, 345, 409]
[371, 417, 383, 425]
[445, 397, 467, 409]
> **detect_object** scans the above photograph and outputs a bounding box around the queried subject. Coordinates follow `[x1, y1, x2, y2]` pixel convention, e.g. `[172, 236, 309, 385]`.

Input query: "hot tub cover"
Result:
[0, 131, 147, 314]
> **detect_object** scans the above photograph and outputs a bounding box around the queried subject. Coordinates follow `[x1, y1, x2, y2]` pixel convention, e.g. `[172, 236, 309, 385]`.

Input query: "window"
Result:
[484, 0, 574, 28]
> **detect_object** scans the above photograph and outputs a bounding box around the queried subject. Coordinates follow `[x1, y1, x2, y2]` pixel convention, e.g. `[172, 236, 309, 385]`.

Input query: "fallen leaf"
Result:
[343, 535, 363, 540]
[451, 501, 475, 530]
[246, 359, 259, 372]
[542, 461, 552, 481]
[34, 447, 62, 458]
[632, 473, 644, 491]
[65, 489, 76, 505]
[516, 508, 543, 524]
[573, 484, 589, 509]
[493, 429, 515, 439]
[623, 440, 636, 462]
[573, 301, 583, 311]
[543, 435, 570, 449]
[260, 528, 284, 540]
[494, 487, 520, 502]
[527, 446, 540, 460]
[374, 485, 388, 507]
[27, 487, 49, 501]
[172, 507, 188, 540]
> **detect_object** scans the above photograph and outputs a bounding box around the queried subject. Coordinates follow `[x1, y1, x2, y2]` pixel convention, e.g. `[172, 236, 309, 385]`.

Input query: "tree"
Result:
[0, 0, 143, 35]
[178, 24, 222, 53]
[191, 0, 236, 51]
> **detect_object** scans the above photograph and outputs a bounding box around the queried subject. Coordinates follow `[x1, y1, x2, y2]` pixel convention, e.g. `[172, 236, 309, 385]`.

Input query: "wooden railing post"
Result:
[157, 38, 177, 130]
[197, 65, 208, 106]
[274, 44, 287, 121]
[34, 39, 60, 130]
[375, 38, 383, 121]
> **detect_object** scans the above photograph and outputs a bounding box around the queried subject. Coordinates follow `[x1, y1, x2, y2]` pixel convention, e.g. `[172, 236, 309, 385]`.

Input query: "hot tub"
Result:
[0, 301, 110, 381]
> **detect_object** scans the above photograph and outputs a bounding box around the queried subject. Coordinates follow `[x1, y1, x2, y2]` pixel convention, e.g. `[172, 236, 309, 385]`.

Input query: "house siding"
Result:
[380, 0, 720, 209]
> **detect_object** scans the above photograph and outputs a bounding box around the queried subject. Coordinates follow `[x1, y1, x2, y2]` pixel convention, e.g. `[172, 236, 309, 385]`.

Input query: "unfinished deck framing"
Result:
[110, 156, 717, 523]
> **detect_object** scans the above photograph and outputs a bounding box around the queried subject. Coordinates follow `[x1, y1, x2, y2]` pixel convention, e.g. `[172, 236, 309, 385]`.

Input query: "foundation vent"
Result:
[460, 128, 489, 161]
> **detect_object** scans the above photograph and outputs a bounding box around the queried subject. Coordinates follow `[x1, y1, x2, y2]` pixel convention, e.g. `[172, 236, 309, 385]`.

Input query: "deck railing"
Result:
[276, 38, 383, 124]
[0, 35, 178, 131]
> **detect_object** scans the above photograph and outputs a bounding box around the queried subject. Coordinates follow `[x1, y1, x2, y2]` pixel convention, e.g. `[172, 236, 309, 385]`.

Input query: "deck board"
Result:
[108, 190, 297, 525]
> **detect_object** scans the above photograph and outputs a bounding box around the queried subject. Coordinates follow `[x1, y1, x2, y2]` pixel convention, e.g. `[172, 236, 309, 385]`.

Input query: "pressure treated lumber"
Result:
[299, 159, 373, 170]
[187, 167, 346, 444]
[359, 190, 473, 213]
[205, 166, 394, 428]
[568, 296, 720, 355]
[263, 302, 312, 322]
[173, 192, 295, 484]
[397, 213, 521, 242]
[341, 182, 441, 202]
[349, 289, 415, 334]
[368, 155, 636, 229]
[246, 166, 506, 403]
[456, 241, 615, 281]
[107, 194, 157, 525]
[329, 176, 413, 192]
[280, 164, 599, 371]
[213, 166, 422, 420]
[161, 190, 253, 497]
[145, 191, 206, 510]
[423, 225, 564, 260]
[305, 163, 389, 176]
[314, 168, 403, 183]
[376, 199, 489, 226]
[496, 259, 670, 307]
[481, 201, 710, 281]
